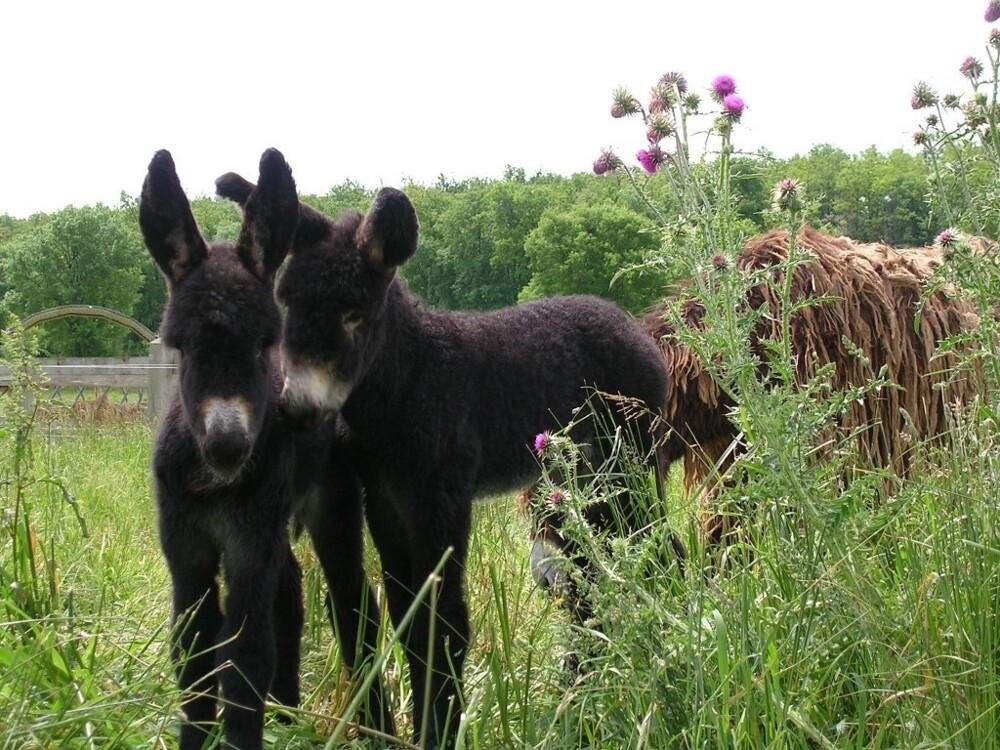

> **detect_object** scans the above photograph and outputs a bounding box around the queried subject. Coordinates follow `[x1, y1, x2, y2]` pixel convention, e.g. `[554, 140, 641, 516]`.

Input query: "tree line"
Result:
[0, 144, 944, 357]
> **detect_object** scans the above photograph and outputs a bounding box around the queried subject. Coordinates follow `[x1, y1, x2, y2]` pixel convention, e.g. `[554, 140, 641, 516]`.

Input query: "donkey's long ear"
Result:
[356, 188, 419, 271]
[139, 150, 208, 286]
[217, 163, 331, 257]
[215, 171, 255, 208]
[234, 148, 298, 281]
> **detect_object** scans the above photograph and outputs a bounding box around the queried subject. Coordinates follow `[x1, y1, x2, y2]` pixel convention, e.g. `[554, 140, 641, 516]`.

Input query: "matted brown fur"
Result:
[645, 227, 986, 540]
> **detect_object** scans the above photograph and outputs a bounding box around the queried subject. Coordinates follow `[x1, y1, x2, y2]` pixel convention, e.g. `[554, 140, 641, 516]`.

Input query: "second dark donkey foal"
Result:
[217, 170, 670, 748]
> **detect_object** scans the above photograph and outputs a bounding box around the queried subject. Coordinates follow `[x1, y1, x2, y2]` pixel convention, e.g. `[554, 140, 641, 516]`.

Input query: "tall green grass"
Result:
[3, 389, 999, 748]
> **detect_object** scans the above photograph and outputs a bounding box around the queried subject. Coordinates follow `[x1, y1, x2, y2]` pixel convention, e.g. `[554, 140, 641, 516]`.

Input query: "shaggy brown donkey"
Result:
[646, 227, 984, 544]
[142, 150, 388, 749]
[216, 168, 669, 748]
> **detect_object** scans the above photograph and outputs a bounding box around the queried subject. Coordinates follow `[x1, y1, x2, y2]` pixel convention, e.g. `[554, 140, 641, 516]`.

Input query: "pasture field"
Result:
[2, 404, 1000, 749]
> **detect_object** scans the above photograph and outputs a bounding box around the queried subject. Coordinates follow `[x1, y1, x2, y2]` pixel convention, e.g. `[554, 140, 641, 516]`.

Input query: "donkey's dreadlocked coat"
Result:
[646, 227, 985, 540]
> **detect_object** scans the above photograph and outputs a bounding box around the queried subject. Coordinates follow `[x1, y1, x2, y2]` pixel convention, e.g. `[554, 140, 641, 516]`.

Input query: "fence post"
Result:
[147, 338, 177, 422]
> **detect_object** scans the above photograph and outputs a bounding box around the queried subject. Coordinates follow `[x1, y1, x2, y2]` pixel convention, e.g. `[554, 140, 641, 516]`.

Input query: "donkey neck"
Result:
[342, 278, 425, 423]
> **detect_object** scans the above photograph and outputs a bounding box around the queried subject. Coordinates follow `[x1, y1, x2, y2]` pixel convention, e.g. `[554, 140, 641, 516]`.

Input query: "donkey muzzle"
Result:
[200, 397, 254, 480]
[529, 536, 569, 593]
[279, 364, 349, 431]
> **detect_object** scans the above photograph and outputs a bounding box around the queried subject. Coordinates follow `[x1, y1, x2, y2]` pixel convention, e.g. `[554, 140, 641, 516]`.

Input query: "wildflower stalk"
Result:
[779, 204, 803, 368]
[620, 162, 669, 226]
[936, 96, 984, 234]
[717, 127, 733, 268]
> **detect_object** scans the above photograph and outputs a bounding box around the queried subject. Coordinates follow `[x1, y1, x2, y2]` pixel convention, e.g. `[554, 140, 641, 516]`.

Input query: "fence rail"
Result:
[0, 343, 178, 420]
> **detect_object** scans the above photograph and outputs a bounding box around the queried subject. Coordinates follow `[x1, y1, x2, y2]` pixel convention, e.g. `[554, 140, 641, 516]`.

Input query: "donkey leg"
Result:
[269, 543, 303, 712]
[369, 486, 471, 750]
[163, 530, 224, 750]
[303, 470, 394, 735]
[217, 540, 283, 750]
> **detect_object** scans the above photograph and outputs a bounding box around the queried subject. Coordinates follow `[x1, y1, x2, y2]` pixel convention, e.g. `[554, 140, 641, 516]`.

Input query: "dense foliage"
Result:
[0, 145, 936, 357]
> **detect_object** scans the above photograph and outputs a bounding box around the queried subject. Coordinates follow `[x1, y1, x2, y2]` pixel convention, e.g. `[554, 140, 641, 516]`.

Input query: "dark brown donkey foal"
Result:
[142, 150, 385, 749]
[217, 162, 670, 748]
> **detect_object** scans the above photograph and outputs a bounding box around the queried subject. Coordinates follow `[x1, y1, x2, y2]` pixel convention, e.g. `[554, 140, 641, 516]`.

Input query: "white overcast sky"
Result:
[0, 0, 994, 218]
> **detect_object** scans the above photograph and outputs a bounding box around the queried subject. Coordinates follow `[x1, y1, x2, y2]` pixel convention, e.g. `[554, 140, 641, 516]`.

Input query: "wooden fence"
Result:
[0, 340, 178, 421]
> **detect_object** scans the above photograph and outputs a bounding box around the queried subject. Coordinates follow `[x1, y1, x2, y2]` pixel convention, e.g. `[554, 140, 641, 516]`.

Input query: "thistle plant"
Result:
[911, 7, 1000, 236]
[594, 71, 750, 271]
[914, 6, 1000, 408]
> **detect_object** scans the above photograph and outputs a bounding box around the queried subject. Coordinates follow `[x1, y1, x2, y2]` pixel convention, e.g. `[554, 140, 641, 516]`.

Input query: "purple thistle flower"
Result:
[534, 432, 550, 455]
[987, 0, 1000, 22]
[548, 491, 565, 506]
[961, 56, 984, 80]
[636, 145, 666, 175]
[723, 93, 745, 119]
[936, 228, 960, 247]
[711, 254, 727, 269]
[593, 149, 623, 175]
[711, 75, 737, 102]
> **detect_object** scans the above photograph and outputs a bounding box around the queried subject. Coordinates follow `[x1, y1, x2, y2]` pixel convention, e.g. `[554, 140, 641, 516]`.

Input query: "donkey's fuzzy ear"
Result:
[234, 148, 299, 281]
[215, 171, 255, 208]
[356, 188, 419, 271]
[139, 150, 208, 286]
[217, 161, 332, 258]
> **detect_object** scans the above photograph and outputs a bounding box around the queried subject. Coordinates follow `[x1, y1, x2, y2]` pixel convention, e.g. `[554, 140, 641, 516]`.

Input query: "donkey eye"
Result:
[341, 310, 364, 332]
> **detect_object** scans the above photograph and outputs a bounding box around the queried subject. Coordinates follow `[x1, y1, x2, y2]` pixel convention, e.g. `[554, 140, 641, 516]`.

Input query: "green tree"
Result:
[190, 196, 242, 244]
[832, 147, 929, 245]
[401, 176, 553, 310]
[731, 154, 774, 231]
[305, 180, 374, 218]
[400, 183, 461, 308]
[1, 204, 145, 356]
[520, 204, 663, 313]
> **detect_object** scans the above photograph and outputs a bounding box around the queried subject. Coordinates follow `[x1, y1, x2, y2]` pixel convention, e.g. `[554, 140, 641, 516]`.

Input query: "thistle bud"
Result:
[645, 112, 676, 143]
[683, 92, 701, 113]
[593, 148, 623, 175]
[611, 87, 641, 118]
[911, 81, 938, 110]
[772, 178, 805, 213]
[648, 84, 676, 114]
[960, 56, 984, 80]
[658, 71, 688, 94]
